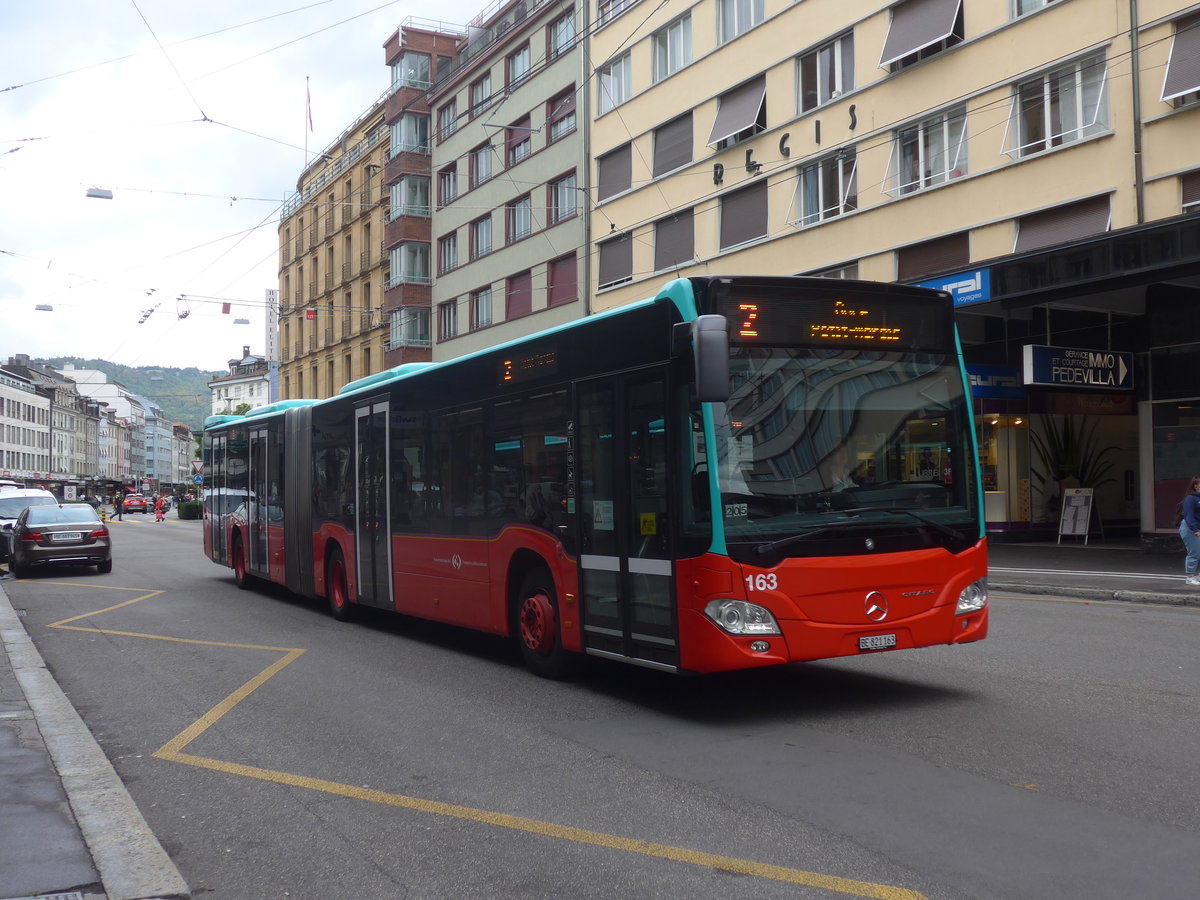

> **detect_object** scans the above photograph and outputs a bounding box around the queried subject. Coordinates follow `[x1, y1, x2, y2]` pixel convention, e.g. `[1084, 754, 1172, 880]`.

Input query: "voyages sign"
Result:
[1022, 345, 1133, 390]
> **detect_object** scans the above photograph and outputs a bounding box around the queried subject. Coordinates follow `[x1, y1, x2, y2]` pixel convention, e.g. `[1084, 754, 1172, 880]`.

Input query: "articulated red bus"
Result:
[202, 276, 988, 677]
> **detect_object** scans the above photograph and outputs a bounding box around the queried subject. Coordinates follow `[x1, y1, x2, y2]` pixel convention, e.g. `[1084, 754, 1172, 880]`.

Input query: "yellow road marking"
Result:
[39, 583, 927, 899]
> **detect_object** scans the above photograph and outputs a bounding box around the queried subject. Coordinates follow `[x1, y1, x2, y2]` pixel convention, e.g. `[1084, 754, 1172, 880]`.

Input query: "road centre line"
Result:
[39, 582, 928, 900]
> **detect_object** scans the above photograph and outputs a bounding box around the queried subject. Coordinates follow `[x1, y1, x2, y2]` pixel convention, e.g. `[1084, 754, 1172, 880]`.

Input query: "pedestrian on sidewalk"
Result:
[1178, 475, 1200, 586]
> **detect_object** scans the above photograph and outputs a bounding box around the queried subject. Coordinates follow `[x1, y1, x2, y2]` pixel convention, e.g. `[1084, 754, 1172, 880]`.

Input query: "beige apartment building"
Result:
[428, 0, 589, 358]
[277, 98, 392, 400]
[588, 0, 1200, 544]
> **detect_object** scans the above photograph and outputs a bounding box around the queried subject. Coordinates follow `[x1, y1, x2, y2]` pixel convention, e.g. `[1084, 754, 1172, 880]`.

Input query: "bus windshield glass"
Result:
[711, 346, 978, 562]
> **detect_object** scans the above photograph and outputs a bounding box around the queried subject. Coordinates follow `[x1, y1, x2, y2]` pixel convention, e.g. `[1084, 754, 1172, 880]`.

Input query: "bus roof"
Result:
[334, 279, 699, 401]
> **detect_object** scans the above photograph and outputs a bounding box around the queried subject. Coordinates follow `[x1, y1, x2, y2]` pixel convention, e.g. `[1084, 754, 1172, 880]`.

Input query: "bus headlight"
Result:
[956, 578, 988, 614]
[704, 599, 781, 635]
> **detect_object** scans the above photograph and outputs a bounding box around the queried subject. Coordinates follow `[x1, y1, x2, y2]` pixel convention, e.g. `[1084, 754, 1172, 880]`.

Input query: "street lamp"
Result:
[86, 187, 114, 199]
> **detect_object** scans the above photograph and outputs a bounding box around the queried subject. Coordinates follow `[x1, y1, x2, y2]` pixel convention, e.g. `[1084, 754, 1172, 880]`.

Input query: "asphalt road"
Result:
[7, 519, 1199, 900]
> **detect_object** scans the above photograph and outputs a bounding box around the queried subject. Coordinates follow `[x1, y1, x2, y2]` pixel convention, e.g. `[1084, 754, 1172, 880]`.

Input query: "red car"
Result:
[123, 493, 149, 513]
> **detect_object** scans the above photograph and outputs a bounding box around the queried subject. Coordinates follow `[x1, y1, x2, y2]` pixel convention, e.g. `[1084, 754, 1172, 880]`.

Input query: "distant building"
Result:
[0, 365, 51, 484]
[208, 346, 272, 415]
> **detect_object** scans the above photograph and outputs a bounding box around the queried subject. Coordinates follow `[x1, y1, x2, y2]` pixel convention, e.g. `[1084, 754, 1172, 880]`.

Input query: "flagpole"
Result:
[305, 76, 310, 166]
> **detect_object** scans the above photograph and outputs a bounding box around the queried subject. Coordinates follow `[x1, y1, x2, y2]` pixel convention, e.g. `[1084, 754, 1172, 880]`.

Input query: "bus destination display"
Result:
[720, 289, 949, 351]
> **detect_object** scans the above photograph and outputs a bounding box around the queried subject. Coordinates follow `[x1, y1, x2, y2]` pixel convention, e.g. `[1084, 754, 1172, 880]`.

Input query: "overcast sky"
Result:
[0, 0, 479, 372]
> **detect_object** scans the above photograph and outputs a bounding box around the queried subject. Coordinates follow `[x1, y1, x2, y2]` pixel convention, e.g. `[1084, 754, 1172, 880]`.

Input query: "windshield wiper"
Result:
[842, 506, 967, 544]
[753, 527, 834, 555]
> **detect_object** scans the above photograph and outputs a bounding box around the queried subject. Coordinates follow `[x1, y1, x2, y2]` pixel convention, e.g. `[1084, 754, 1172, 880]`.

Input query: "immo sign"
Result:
[1022, 345, 1134, 390]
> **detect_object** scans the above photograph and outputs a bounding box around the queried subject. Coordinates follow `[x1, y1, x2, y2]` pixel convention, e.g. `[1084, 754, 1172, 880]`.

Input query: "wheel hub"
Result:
[520, 591, 556, 655]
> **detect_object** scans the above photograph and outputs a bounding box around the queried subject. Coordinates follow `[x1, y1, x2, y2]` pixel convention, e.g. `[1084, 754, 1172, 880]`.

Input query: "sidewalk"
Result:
[988, 537, 1200, 607]
[0, 575, 189, 900]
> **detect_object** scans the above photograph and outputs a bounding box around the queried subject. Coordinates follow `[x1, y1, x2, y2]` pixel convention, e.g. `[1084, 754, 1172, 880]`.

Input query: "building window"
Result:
[438, 232, 458, 273]
[388, 243, 430, 286]
[507, 115, 532, 166]
[548, 253, 577, 306]
[390, 113, 429, 155]
[438, 98, 458, 140]
[1010, 51, 1108, 158]
[653, 14, 692, 82]
[391, 307, 430, 347]
[1183, 171, 1200, 213]
[438, 163, 457, 206]
[880, 0, 964, 70]
[598, 52, 631, 114]
[549, 172, 577, 223]
[1013, 195, 1111, 253]
[599, 0, 633, 26]
[508, 195, 532, 241]
[470, 287, 492, 330]
[654, 209, 694, 271]
[896, 232, 969, 281]
[438, 300, 458, 340]
[390, 175, 430, 218]
[549, 12, 575, 58]
[507, 45, 532, 90]
[1014, 0, 1060, 16]
[889, 104, 966, 195]
[471, 216, 493, 259]
[392, 52, 431, 89]
[548, 88, 577, 142]
[506, 271, 533, 320]
[597, 144, 631, 201]
[471, 73, 493, 116]
[795, 149, 857, 226]
[719, 179, 769, 249]
[717, 0, 765, 45]
[1161, 14, 1200, 107]
[470, 143, 494, 187]
[797, 32, 854, 113]
[707, 75, 766, 147]
[807, 262, 860, 279]
[598, 232, 633, 288]
[653, 112, 692, 176]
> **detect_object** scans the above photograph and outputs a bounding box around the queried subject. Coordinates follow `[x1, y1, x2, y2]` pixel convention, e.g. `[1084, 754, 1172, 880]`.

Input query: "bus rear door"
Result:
[354, 398, 393, 610]
[577, 373, 678, 671]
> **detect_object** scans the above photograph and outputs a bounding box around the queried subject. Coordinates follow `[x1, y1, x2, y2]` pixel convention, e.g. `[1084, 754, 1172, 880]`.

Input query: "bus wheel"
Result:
[515, 568, 574, 679]
[232, 535, 252, 590]
[327, 547, 354, 622]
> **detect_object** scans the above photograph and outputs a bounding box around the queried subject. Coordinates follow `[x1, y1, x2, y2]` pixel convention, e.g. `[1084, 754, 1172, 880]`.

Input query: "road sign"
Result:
[193, 474, 204, 485]
[191, 460, 204, 474]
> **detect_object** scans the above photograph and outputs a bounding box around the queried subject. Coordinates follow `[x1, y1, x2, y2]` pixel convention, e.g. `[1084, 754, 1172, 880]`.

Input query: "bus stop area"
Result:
[0, 538, 1195, 900]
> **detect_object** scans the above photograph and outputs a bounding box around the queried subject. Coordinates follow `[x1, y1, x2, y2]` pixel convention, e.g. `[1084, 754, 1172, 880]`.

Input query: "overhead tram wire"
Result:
[0, 0, 343, 94]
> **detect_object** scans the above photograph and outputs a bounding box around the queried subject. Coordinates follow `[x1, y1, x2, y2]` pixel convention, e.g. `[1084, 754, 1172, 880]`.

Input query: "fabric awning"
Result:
[878, 0, 962, 68]
[706, 76, 766, 146]
[1161, 14, 1200, 101]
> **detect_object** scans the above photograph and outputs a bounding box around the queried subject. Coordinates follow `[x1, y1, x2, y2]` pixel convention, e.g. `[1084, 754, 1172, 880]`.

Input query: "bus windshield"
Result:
[711, 346, 978, 562]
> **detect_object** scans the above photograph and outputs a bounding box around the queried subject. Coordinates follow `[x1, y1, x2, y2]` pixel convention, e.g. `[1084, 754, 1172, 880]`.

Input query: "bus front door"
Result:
[577, 374, 678, 671]
[354, 399, 393, 610]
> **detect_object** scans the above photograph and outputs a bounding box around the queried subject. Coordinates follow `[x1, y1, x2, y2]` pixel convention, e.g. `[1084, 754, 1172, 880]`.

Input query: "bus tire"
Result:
[232, 535, 252, 590]
[514, 567, 575, 679]
[327, 546, 354, 622]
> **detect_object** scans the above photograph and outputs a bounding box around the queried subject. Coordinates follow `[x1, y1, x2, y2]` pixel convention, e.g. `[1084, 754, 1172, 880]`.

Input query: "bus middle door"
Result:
[577, 373, 678, 671]
[354, 399, 393, 611]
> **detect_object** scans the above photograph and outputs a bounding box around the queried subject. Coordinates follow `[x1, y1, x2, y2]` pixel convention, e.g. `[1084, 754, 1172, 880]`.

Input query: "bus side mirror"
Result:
[692, 315, 730, 403]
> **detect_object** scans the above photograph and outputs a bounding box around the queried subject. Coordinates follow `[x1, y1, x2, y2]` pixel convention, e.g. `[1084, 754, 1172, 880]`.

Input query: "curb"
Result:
[0, 585, 190, 900]
[991, 581, 1200, 608]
